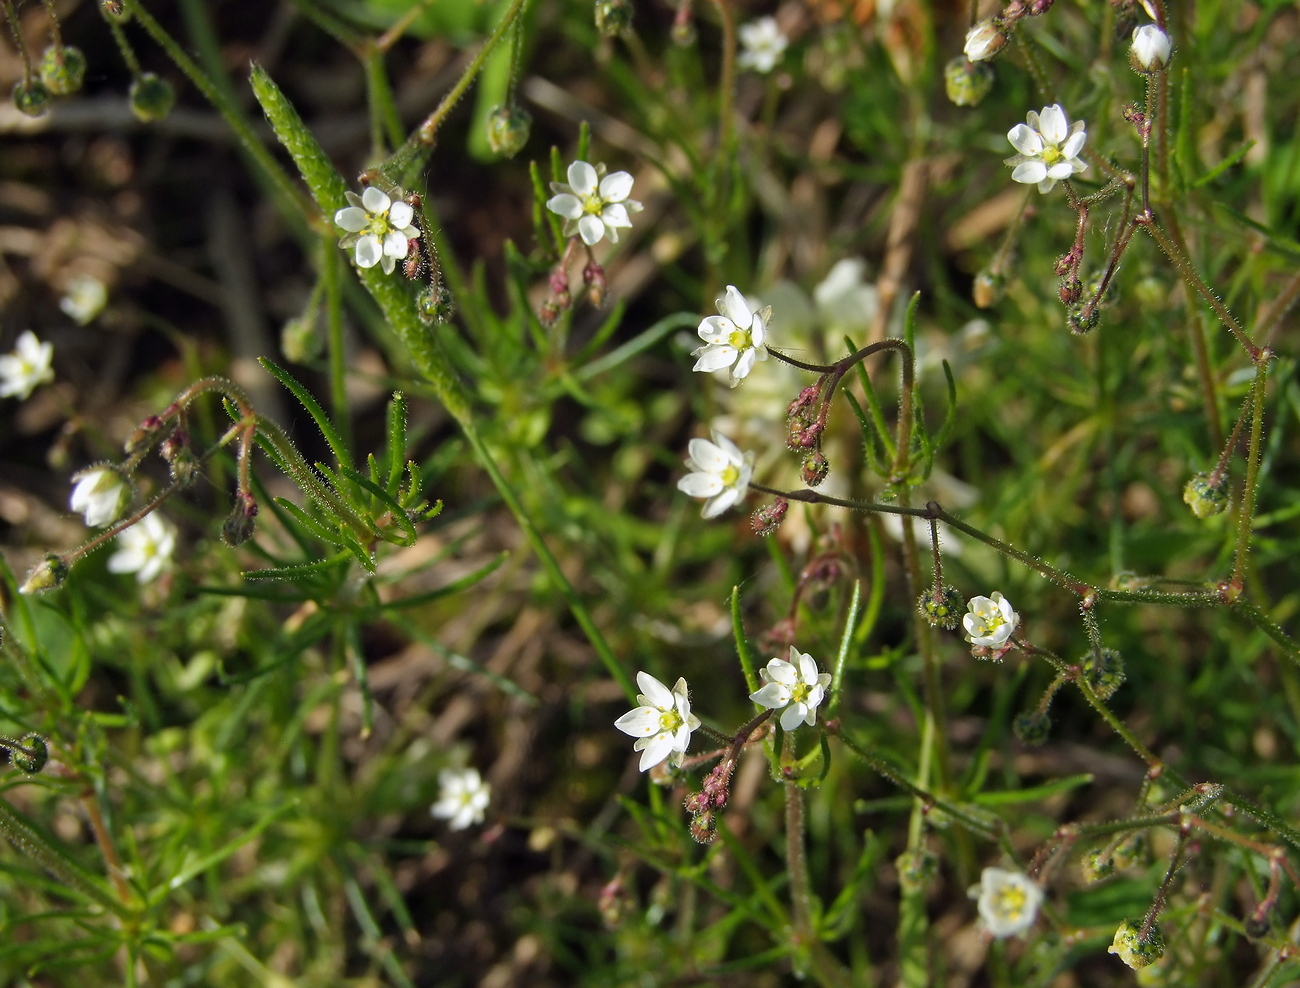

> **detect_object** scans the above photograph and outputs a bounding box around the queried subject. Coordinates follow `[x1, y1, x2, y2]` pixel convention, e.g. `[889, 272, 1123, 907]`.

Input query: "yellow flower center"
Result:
[728, 327, 753, 350]
[582, 192, 605, 215]
[658, 709, 683, 732]
[720, 464, 740, 486]
[790, 682, 810, 704]
[993, 884, 1027, 920]
[1041, 145, 1064, 166]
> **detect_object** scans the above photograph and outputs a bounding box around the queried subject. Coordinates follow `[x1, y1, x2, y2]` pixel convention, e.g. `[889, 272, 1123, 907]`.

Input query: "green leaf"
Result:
[258, 356, 353, 470]
[1193, 139, 1256, 187]
[382, 551, 508, 610]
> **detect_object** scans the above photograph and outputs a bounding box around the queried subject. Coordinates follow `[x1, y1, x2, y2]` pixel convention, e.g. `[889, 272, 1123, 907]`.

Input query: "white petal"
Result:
[638, 733, 675, 771]
[355, 235, 382, 268]
[730, 348, 756, 384]
[1038, 105, 1067, 144]
[697, 315, 735, 343]
[334, 206, 368, 232]
[780, 704, 807, 731]
[361, 187, 391, 213]
[1062, 131, 1086, 160]
[381, 254, 396, 274]
[1011, 161, 1049, 185]
[749, 682, 791, 708]
[766, 658, 798, 685]
[710, 432, 743, 463]
[578, 214, 605, 246]
[567, 160, 599, 195]
[1037, 177, 1058, 194]
[636, 671, 675, 710]
[749, 314, 766, 347]
[687, 438, 728, 473]
[678, 472, 724, 498]
[796, 651, 820, 683]
[692, 346, 737, 372]
[383, 230, 410, 258]
[344, 191, 364, 207]
[599, 170, 634, 202]
[615, 706, 661, 737]
[1007, 124, 1043, 156]
[546, 193, 584, 219]
[1046, 162, 1076, 180]
[388, 200, 413, 228]
[702, 487, 739, 518]
[722, 286, 752, 326]
[601, 202, 631, 229]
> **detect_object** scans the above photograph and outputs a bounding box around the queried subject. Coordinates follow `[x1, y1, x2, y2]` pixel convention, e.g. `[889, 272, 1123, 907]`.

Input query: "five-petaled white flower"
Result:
[430, 767, 491, 831]
[693, 286, 771, 387]
[614, 672, 701, 772]
[60, 275, 108, 325]
[70, 467, 128, 528]
[0, 331, 55, 401]
[963, 591, 1019, 649]
[1131, 24, 1171, 70]
[677, 431, 754, 519]
[108, 512, 176, 583]
[749, 646, 832, 731]
[546, 160, 642, 246]
[737, 16, 789, 74]
[969, 867, 1043, 939]
[1005, 104, 1088, 194]
[334, 187, 421, 274]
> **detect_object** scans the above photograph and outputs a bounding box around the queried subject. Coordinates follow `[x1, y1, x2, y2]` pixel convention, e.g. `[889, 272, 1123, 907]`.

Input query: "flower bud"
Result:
[917, 584, 963, 630]
[1067, 304, 1099, 335]
[944, 56, 994, 108]
[598, 874, 632, 929]
[801, 451, 830, 487]
[125, 415, 166, 455]
[1058, 278, 1082, 306]
[689, 808, 717, 844]
[39, 45, 87, 96]
[485, 103, 532, 158]
[13, 734, 48, 773]
[19, 554, 68, 595]
[963, 19, 1006, 61]
[222, 492, 258, 547]
[1130, 24, 1171, 72]
[1245, 909, 1271, 939]
[1082, 647, 1125, 700]
[1027, 0, 1053, 13]
[129, 73, 175, 123]
[583, 261, 607, 308]
[12, 79, 52, 118]
[787, 385, 821, 423]
[751, 497, 788, 536]
[1111, 832, 1147, 870]
[1013, 709, 1051, 746]
[417, 284, 455, 326]
[594, 0, 633, 37]
[786, 419, 824, 451]
[101, 0, 128, 19]
[973, 269, 1004, 309]
[671, 5, 696, 46]
[1183, 471, 1228, 519]
[1179, 781, 1224, 813]
[281, 312, 323, 363]
[1109, 919, 1165, 969]
[1081, 848, 1115, 883]
[895, 847, 938, 892]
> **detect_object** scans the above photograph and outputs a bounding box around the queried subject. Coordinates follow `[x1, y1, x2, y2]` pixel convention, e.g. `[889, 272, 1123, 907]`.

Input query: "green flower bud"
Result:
[1082, 648, 1126, 700]
[918, 584, 964, 630]
[1111, 831, 1147, 870]
[1183, 471, 1228, 518]
[222, 492, 258, 547]
[801, 451, 829, 487]
[1013, 709, 1051, 746]
[19, 554, 68, 594]
[281, 313, 323, 364]
[12, 79, 52, 118]
[485, 103, 532, 159]
[129, 73, 175, 123]
[417, 284, 456, 325]
[594, 0, 633, 37]
[944, 56, 994, 108]
[1081, 847, 1115, 883]
[39, 45, 87, 96]
[1109, 918, 1165, 970]
[895, 847, 938, 892]
[13, 734, 48, 774]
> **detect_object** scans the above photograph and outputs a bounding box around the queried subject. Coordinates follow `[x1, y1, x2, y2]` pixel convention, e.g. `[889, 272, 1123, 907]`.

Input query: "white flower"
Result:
[970, 867, 1043, 938]
[962, 591, 1019, 648]
[677, 431, 754, 519]
[963, 19, 1005, 61]
[1005, 104, 1088, 194]
[430, 767, 490, 830]
[749, 646, 832, 731]
[1131, 24, 1171, 70]
[0, 331, 55, 400]
[693, 286, 771, 387]
[737, 16, 788, 73]
[333, 187, 421, 275]
[69, 467, 128, 528]
[546, 160, 642, 246]
[107, 512, 176, 583]
[60, 275, 108, 325]
[614, 671, 701, 772]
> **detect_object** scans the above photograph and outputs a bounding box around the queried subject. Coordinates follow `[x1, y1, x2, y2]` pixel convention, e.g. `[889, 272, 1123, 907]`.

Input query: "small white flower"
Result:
[546, 160, 642, 247]
[614, 671, 701, 772]
[963, 19, 1005, 62]
[677, 431, 754, 519]
[749, 646, 832, 731]
[962, 591, 1019, 649]
[60, 275, 108, 325]
[693, 286, 771, 387]
[334, 186, 421, 275]
[969, 867, 1043, 939]
[107, 512, 176, 583]
[0, 331, 55, 400]
[69, 467, 128, 528]
[1005, 104, 1088, 194]
[1131, 24, 1171, 70]
[737, 16, 788, 74]
[430, 767, 491, 830]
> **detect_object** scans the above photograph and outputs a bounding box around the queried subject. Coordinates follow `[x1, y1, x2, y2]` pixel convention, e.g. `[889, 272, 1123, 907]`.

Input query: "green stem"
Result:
[322, 235, 349, 450]
[1233, 360, 1270, 587]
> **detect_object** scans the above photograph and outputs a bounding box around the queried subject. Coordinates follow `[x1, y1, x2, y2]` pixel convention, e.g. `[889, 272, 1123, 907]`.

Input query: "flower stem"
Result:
[1232, 358, 1270, 588]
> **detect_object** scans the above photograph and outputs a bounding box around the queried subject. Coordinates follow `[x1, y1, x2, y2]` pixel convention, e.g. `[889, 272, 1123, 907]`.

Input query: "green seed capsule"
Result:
[12, 79, 52, 118]
[129, 73, 175, 122]
[485, 104, 532, 159]
[39, 45, 87, 96]
[944, 56, 993, 108]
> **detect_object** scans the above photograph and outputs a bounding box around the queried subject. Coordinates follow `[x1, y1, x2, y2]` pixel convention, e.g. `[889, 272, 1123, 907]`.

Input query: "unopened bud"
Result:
[125, 415, 166, 455]
[1179, 782, 1224, 813]
[12, 79, 51, 118]
[598, 874, 632, 929]
[786, 419, 824, 451]
[689, 808, 716, 844]
[100, 0, 127, 18]
[1183, 471, 1228, 518]
[1130, 24, 1171, 72]
[973, 269, 1004, 308]
[963, 19, 1006, 61]
[12, 734, 48, 774]
[1109, 919, 1165, 969]
[281, 311, 323, 363]
[594, 0, 633, 37]
[1245, 909, 1271, 939]
[1081, 848, 1115, 883]
[1013, 709, 1051, 746]
[801, 451, 830, 487]
[944, 56, 994, 107]
[1027, 0, 1053, 14]
[129, 73, 175, 123]
[485, 103, 532, 158]
[583, 261, 607, 308]
[895, 847, 938, 892]
[1067, 303, 1099, 335]
[671, 3, 696, 45]
[1082, 647, 1125, 700]
[918, 584, 963, 630]
[787, 385, 821, 423]
[222, 492, 258, 546]
[1059, 278, 1082, 306]
[1111, 832, 1147, 870]
[751, 498, 788, 537]
[39, 45, 87, 96]
[19, 554, 68, 594]
[417, 284, 455, 326]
